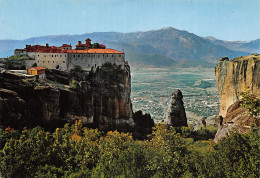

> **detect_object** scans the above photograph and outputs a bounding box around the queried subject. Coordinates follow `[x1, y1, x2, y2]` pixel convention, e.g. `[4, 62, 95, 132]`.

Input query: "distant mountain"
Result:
[205, 36, 260, 53]
[0, 27, 255, 67]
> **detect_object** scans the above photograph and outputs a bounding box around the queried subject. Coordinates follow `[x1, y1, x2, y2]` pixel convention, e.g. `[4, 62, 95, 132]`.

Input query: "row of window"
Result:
[36, 54, 122, 58]
[38, 60, 65, 63]
[37, 54, 67, 58]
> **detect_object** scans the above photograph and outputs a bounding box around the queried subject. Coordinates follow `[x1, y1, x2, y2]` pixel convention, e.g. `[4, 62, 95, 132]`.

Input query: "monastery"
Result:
[14, 38, 126, 71]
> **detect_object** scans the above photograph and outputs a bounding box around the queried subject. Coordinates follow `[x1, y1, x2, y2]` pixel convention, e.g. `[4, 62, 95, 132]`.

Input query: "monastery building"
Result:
[14, 38, 125, 71]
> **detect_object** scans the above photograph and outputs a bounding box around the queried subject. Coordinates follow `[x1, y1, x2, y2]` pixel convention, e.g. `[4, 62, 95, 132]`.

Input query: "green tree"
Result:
[92, 43, 99, 48]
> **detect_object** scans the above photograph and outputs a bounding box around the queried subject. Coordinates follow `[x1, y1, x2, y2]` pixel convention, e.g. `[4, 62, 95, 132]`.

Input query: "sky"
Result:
[0, 0, 259, 41]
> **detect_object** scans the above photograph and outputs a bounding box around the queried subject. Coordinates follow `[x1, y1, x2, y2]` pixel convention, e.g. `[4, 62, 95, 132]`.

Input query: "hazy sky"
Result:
[0, 0, 259, 41]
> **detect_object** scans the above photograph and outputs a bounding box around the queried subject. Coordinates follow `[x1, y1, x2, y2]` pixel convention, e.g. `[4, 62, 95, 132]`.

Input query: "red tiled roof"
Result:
[27, 66, 46, 71]
[26, 45, 63, 53]
[64, 50, 88, 53]
[62, 44, 72, 47]
[87, 49, 124, 54]
[99, 44, 106, 48]
[65, 49, 124, 54]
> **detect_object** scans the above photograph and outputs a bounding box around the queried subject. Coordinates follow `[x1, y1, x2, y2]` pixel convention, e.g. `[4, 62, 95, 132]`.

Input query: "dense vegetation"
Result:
[0, 121, 259, 177]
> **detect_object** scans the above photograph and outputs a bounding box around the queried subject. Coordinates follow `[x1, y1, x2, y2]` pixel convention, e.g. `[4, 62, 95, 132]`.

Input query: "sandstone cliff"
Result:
[164, 89, 187, 127]
[215, 54, 260, 117]
[0, 63, 134, 130]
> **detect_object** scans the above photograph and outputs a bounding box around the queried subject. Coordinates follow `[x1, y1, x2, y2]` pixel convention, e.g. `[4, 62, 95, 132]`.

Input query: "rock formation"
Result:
[214, 101, 259, 142]
[0, 63, 134, 130]
[164, 89, 187, 127]
[204, 115, 223, 127]
[133, 110, 154, 139]
[215, 54, 260, 117]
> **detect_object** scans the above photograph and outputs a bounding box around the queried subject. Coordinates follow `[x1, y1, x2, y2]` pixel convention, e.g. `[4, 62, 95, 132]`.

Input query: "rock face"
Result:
[133, 110, 154, 139]
[214, 101, 259, 142]
[215, 54, 260, 117]
[0, 63, 134, 130]
[164, 89, 187, 127]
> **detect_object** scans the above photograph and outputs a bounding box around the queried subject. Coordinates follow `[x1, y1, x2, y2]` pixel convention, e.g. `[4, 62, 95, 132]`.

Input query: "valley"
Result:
[131, 67, 220, 123]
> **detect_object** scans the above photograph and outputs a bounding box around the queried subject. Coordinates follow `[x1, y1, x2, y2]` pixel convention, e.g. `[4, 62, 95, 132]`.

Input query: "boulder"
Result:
[214, 101, 259, 142]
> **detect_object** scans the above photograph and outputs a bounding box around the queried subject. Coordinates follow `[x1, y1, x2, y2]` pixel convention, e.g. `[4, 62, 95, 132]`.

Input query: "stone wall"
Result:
[25, 52, 125, 71]
[67, 53, 125, 71]
[14, 50, 27, 56]
[34, 52, 68, 71]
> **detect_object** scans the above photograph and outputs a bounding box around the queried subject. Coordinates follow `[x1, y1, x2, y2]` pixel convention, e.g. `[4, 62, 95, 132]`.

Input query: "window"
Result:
[48, 61, 49, 63]
[119, 55, 121, 57]
[44, 55, 46, 57]
[38, 61, 39, 63]
[98, 55, 100, 57]
[78, 55, 80, 57]
[73, 55, 75, 58]
[88, 64, 90, 67]
[60, 55, 62, 57]
[43, 61, 44, 63]
[112, 55, 113, 57]
[52, 55, 53, 57]
[95, 64, 96, 67]
[38, 55, 39, 57]
[103, 55, 104, 57]
[53, 61, 54, 63]
[65, 55, 66, 57]
[107, 55, 108, 57]
[63, 61, 65, 63]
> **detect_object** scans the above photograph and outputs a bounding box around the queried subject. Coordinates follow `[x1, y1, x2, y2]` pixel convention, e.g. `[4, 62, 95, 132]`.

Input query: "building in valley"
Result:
[14, 38, 125, 71]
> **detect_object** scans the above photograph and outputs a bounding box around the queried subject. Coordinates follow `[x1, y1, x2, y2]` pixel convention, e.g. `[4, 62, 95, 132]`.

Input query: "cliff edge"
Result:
[215, 54, 260, 117]
[0, 63, 134, 130]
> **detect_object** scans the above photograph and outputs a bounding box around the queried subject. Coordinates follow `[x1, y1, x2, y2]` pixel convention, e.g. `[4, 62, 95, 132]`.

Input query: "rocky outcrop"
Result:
[204, 115, 223, 127]
[214, 101, 259, 142]
[164, 89, 187, 127]
[0, 63, 134, 130]
[215, 54, 260, 117]
[133, 110, 154, 139]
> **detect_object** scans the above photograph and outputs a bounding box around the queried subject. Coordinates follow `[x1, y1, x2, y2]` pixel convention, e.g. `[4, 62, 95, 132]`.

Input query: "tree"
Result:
[92, 43, 99, 48]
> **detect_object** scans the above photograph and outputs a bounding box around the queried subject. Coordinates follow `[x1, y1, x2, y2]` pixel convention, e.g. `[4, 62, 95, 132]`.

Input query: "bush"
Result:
[69, 79, 79, 89]
[73, 65, 83, 72]
[240, 90, 260, 117]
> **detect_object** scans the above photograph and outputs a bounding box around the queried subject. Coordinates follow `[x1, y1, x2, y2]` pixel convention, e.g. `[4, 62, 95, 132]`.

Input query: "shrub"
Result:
[73, 65, 83, 72]
[32, 62, 37, 67]
[240, 90, 260, 117]
[69, 79, 79, 89]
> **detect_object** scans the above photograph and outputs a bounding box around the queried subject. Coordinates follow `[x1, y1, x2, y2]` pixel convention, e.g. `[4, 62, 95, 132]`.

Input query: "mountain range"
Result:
[0, 27, 259, 67]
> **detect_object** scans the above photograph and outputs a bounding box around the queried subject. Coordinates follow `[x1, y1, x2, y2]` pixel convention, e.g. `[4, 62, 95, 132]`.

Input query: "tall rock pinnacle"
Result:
[164, 89, 188, 127]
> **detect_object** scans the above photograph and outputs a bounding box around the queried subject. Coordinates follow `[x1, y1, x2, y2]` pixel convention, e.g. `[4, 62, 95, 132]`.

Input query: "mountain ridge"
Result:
[1, 27, 257, 67]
